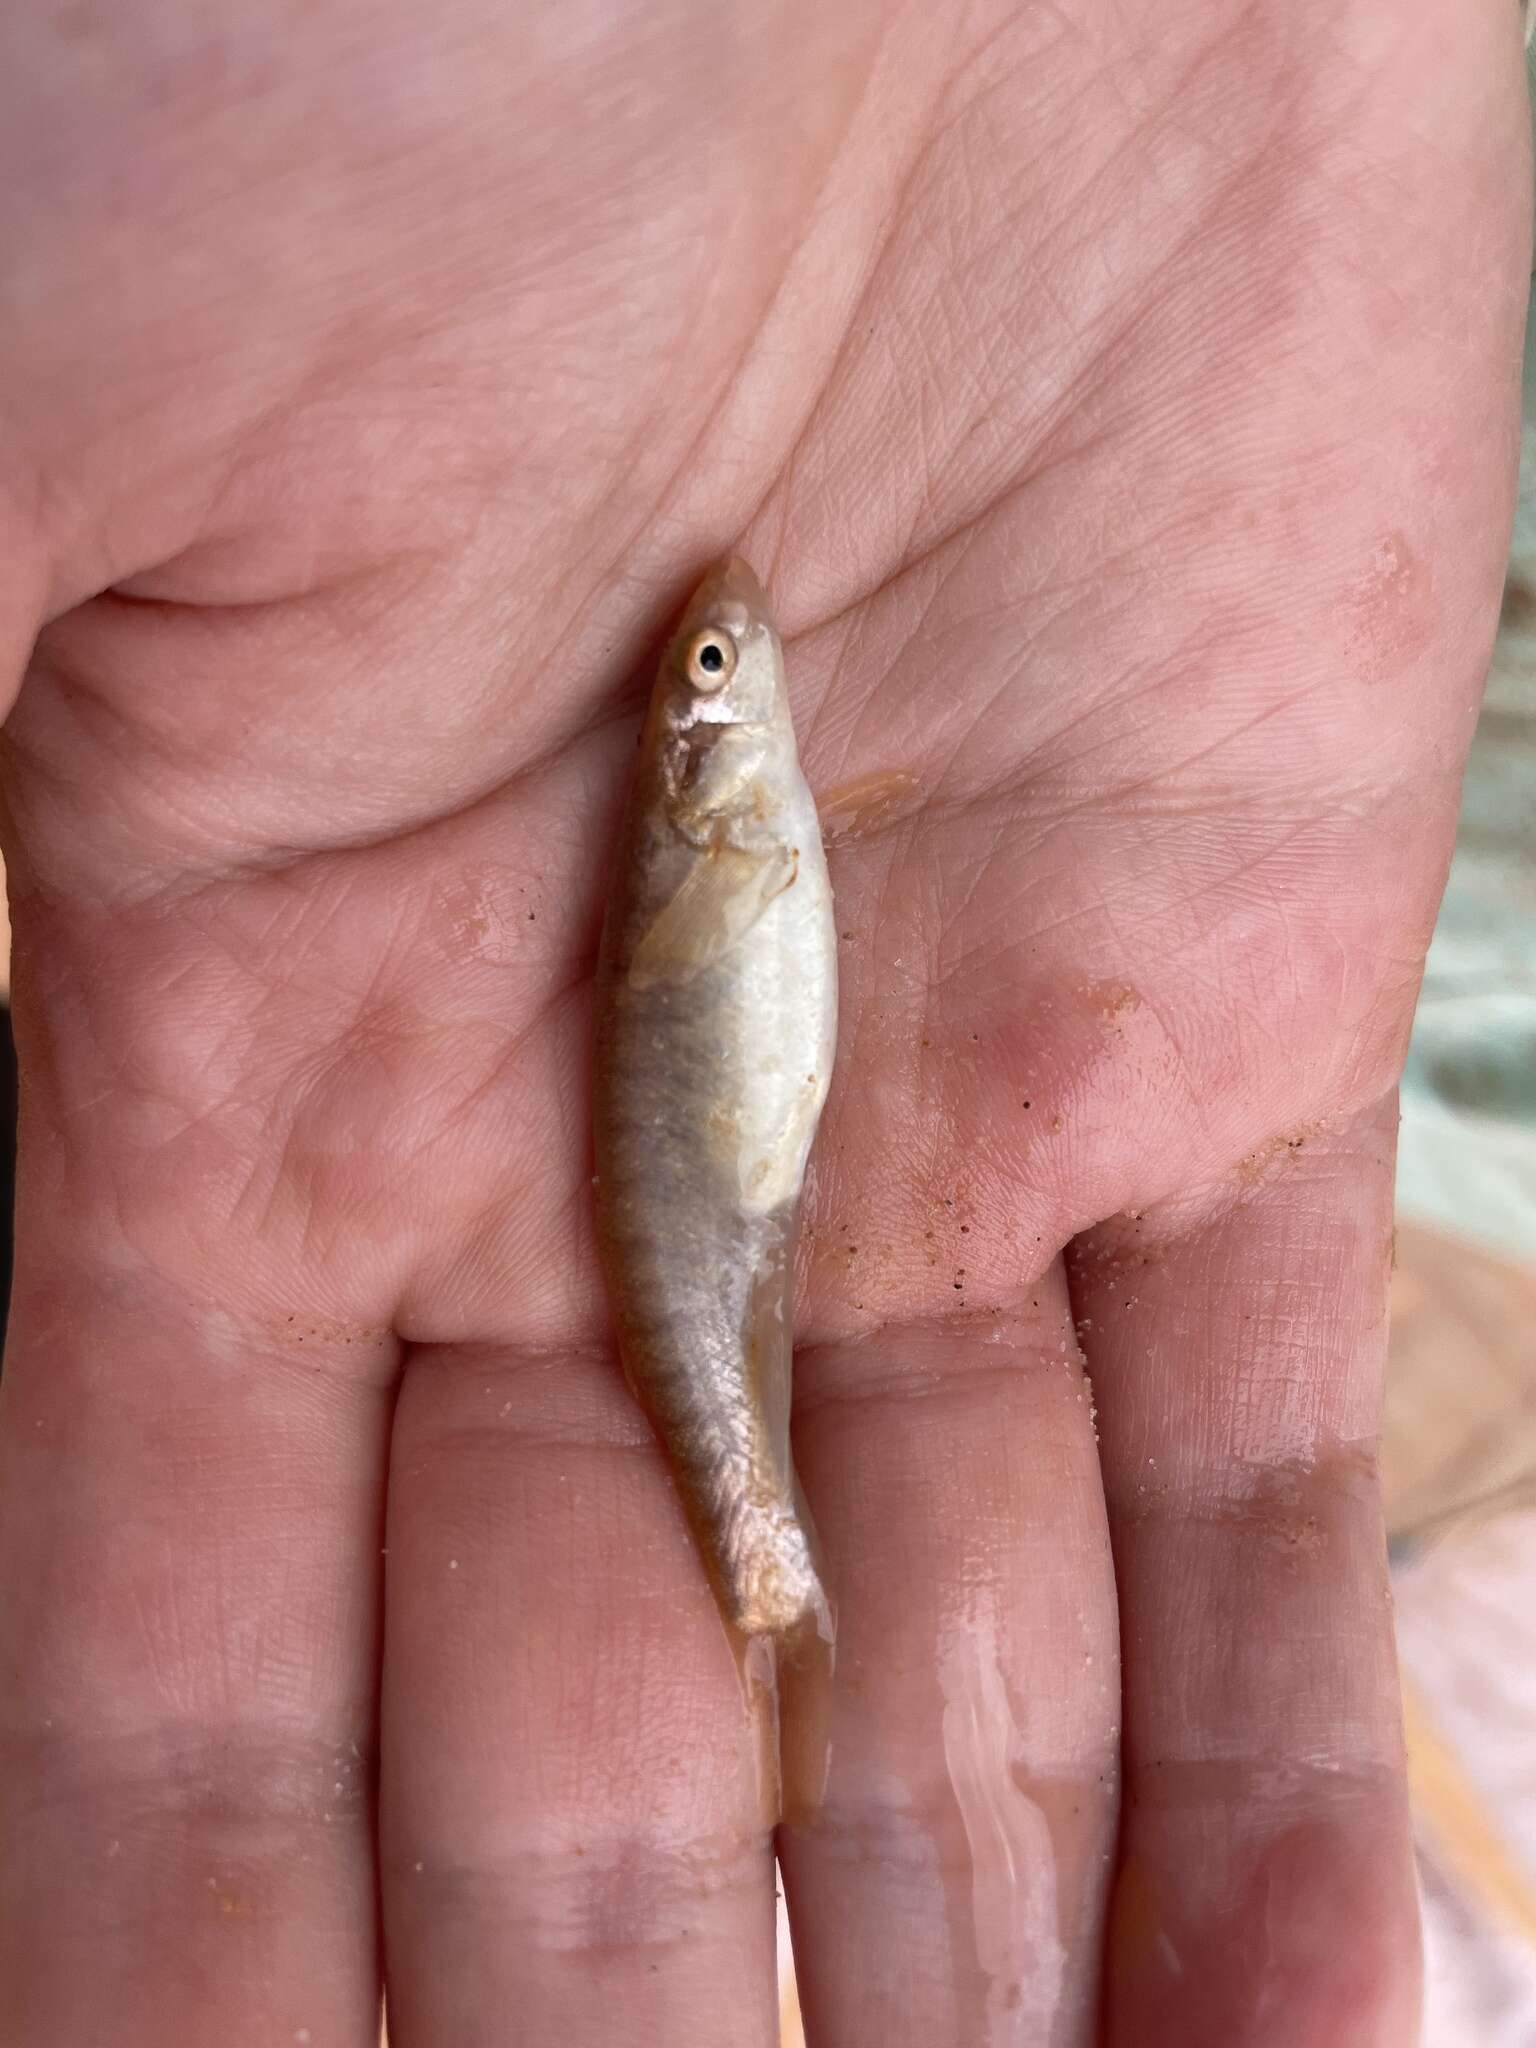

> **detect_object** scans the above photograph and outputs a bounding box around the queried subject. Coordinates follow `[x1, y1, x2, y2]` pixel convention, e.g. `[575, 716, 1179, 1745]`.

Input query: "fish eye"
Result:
[684, 630, 736, 691]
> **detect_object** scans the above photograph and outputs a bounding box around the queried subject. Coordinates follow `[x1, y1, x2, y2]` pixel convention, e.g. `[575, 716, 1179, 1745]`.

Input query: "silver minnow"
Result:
[593, 555, 837, 1638]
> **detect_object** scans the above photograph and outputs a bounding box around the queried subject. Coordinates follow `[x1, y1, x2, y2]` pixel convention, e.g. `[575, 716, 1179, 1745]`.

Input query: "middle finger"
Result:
[379, 1339, 779, 2047]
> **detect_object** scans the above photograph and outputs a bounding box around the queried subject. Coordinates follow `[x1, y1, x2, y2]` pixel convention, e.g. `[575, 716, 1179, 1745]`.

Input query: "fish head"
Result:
[663, 555, 785, 730]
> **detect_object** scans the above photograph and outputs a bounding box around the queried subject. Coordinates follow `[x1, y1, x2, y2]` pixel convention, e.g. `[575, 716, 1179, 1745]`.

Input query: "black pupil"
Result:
[698, 641, 725, 674]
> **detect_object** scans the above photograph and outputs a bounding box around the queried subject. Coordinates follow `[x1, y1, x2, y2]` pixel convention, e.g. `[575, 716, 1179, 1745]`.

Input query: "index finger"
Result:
[0, 1190, 395, 2045]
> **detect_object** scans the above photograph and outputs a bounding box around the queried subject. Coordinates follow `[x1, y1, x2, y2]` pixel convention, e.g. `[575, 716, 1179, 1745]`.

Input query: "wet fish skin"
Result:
[593, 556, 836, 1638]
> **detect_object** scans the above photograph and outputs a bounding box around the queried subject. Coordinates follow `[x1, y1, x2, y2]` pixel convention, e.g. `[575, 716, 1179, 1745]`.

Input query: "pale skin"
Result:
[0, 3, 1526, 2044]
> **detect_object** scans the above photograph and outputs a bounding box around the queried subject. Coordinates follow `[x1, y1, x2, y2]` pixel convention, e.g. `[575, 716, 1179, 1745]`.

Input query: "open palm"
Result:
[0, 4, 1526, 2044]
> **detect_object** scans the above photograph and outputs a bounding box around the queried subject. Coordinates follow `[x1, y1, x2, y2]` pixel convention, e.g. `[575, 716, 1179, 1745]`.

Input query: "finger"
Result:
[781, 1273, 1119, 2048]
[379, 1341, 778, 2047]
[0, 1222, 395, 2045]
[1073, 1098, 1418, 2047]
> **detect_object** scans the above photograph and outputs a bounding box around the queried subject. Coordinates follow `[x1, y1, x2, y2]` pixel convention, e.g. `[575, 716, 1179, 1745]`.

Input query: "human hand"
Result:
[0, 3, 1525, 2043]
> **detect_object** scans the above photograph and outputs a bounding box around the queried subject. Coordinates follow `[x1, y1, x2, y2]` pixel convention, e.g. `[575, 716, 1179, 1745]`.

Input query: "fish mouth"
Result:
[680, 553, 772, 639]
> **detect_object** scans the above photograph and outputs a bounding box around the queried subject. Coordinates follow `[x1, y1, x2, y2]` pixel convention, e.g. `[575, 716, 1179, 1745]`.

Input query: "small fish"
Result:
[593, 556, 836, 1639]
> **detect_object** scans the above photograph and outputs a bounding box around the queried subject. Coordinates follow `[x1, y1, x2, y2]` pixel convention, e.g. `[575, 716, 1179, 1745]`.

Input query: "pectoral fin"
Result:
[630, 844, 796, 989]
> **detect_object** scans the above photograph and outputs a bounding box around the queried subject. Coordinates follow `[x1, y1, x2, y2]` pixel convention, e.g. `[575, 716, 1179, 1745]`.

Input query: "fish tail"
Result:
[712, 1211, 833, 1639]
[715, 1486, 832, 1641]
